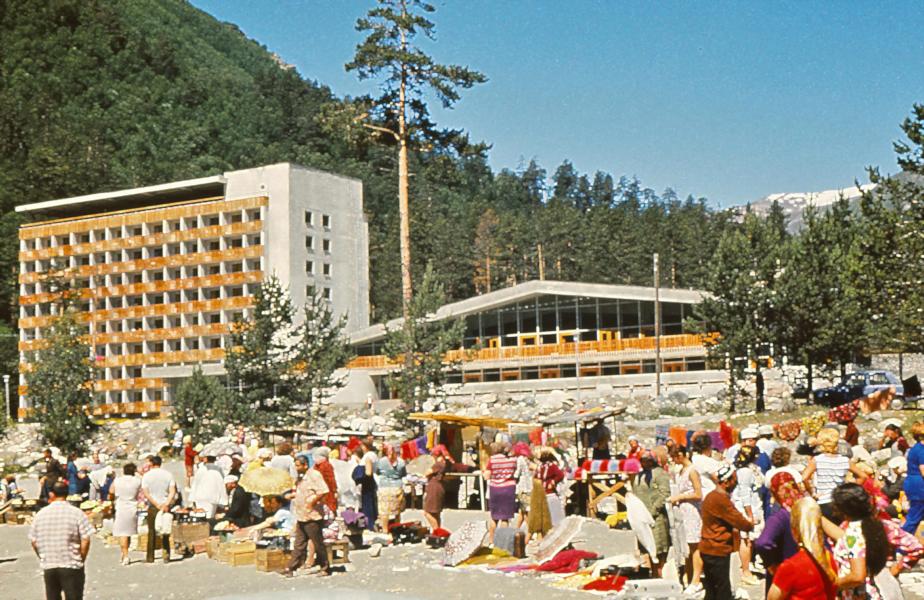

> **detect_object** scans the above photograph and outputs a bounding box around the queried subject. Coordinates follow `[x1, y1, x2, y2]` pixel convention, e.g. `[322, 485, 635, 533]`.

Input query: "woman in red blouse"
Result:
[767, 497, 836, 600]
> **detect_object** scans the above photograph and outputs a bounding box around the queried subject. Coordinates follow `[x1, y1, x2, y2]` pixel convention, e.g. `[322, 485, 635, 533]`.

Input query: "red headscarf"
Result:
[430, 444, 451, 460]
[770, 472, 804, 510]
[314, 460, 338, 512]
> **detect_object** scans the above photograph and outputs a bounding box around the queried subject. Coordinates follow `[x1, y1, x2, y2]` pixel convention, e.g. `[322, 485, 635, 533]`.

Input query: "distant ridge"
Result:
[739, 183, 876, 232]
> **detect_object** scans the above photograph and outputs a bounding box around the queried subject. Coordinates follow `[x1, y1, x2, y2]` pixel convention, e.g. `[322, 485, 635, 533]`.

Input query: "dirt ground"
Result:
[0, 510, 589, 600]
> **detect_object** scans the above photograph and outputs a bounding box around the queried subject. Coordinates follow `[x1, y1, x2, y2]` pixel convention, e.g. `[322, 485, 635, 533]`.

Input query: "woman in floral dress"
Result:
[824, 483, 893, 599]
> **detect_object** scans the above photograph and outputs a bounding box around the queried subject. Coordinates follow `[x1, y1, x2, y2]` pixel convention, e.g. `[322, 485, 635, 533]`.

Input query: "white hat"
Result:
[882, 418, 903, 430]
[257, 448, 273, 460]
[758, 424, 774, 437]
[313, 446, 331, 459]
[223, 475, 239, 484]
[740, 428, 759, 440]
[716, 465, 736, 482]
[888, 456, 906, 471]
[851, 446, 872, 463]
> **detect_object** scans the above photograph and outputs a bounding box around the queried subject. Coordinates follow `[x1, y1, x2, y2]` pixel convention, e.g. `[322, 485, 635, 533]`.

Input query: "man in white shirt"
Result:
[691, 433, 723, 495]
[269, 442, 297, 479]
[30, 481, 92, 600]
[755, 424, 779, 457]
[190, 455, 227, 518]
[141, 456, 176, 563]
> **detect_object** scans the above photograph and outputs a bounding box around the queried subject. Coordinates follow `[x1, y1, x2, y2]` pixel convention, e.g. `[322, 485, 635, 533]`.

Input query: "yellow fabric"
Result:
[551, 573, 596, 589]
[426, 429, 437, 450]
[605, 512, 627, 528]
[458, 547, 513, 566]
[408, 412, 527, 430]
[528, 479, 552, 536]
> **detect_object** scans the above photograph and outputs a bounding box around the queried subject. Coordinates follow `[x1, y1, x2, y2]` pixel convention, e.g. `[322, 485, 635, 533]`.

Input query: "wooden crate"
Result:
[137, 532, 166, 551]
[206, 536, 221, 559]
[172, 522, 210, 546]
[224, 541, 256, 567]
[255, 548, 289, 573]
[324, 540, 350, 566]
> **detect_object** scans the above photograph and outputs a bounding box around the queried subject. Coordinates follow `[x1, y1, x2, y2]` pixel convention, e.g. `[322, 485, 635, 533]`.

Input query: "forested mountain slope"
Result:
[0, 0, 730, 334]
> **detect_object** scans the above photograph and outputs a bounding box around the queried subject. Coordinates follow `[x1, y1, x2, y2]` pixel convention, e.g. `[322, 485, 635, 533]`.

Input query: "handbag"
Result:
[154, 510, 174, 535]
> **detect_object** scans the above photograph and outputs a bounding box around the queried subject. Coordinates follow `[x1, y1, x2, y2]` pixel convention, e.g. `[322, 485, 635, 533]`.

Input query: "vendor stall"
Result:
[541, 408, 627, 518]
[408, 413, 531, 511]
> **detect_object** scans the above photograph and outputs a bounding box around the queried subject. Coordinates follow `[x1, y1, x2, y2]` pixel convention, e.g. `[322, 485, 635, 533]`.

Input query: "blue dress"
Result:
[905, 442, 924, 500]
[67, 461, 78, 495]
[352, 465, 378, 530]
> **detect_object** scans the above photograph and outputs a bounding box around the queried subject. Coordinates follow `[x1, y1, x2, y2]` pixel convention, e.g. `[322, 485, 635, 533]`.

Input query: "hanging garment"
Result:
[626, 492, 658, 559]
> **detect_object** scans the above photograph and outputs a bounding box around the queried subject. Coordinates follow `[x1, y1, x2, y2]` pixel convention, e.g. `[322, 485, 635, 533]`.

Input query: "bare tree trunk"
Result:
[398, 60, 412, 320]
[398, 4, 416, 411]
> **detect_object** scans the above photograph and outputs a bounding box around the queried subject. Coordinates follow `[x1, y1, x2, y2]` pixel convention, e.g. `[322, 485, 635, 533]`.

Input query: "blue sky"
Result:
[192, 1, 924, 207]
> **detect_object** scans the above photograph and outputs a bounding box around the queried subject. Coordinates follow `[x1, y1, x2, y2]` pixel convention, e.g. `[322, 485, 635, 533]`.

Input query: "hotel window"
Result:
[305, 260, 314, 274]
[322, 263, 331, 277]
[305, 284, 316, 297]
[305, 236, 314, 251]
[305, 210, 313, 226]
[322, 287, 332, 301]
[322, 239, 331, 253]
[322, 214, 331, 229]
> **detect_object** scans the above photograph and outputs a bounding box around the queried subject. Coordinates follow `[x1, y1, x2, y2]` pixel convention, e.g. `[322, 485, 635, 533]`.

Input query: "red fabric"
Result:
[184, 444, 197, 468]
[669, 427, 688, 448]
[771, 549, 836, 600]
[535, 549, 598, 573]
[719, 421, 735, 448]
[583, 575, 628, 591]
[539, 462, 564, 493]
[347, 436, 361, 451]
[828, 399, 860, 425]
[431, 527, 451, 538]
[401, 441, 420, 461]
[528, 427, 544, 447]
[314, 460, 338, 512]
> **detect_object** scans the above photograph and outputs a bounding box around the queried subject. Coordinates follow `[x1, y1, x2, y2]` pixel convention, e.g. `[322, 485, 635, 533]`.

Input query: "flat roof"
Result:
[350, 279, 708, 345]
[16, 175, 226, 219]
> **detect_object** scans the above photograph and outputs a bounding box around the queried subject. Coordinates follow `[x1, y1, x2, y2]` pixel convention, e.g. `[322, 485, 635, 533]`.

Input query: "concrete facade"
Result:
[15, 163, 369, 417]
[346, 279, 719, 404]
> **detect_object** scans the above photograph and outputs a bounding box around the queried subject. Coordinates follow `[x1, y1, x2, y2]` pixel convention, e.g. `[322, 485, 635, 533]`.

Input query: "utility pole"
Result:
[653, 253, 661, 398]
[3, 374, 9, 422]
[537, 244, 545, 281]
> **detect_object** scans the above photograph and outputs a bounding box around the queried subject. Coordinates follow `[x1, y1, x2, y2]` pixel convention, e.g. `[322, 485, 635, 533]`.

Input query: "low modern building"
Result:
[16, 163, 369, 418]
[347, 280, 724, 404]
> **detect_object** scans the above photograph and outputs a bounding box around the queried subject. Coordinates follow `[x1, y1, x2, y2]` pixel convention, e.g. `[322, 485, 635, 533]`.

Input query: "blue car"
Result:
[812, 370, 904, 407]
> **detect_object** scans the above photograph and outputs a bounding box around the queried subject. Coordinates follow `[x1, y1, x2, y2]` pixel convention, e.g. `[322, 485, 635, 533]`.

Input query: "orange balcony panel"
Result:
[19, 270, 263, 307]
[19, 220, 263, 262]
[539, 368, 561, 379]
[96, 347, 225, 369]
[19, 296, 254, 329]
[19, 245, 263, 284]
[19, 196, 267, 240]
[346, 332, 715, 371]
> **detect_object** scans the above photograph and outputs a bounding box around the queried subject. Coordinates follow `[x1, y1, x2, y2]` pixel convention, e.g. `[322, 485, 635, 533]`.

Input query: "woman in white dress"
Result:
[110, 463, 142, 566]
[668, 445, 704, 596]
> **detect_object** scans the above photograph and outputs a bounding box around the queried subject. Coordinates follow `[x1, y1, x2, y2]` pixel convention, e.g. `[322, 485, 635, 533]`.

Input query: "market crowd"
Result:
[12, 411, 924, 600]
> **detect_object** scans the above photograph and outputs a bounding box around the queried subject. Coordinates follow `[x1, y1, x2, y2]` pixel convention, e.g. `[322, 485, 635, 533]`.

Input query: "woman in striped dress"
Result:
[802, 427, 864, 521]
[485, 442, 518, 545]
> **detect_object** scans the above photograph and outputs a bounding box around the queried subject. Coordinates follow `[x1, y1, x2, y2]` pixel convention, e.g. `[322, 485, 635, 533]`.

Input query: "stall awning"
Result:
[408, 412, 529, 429]
[540, 407, 625, 426]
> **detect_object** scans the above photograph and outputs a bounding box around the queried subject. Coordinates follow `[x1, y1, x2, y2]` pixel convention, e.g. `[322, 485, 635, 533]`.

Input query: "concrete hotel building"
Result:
[16, 163, 369, 418]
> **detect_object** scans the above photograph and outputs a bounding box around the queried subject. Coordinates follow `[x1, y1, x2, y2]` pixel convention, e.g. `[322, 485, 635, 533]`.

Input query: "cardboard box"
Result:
[255, 548, 289, 573]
